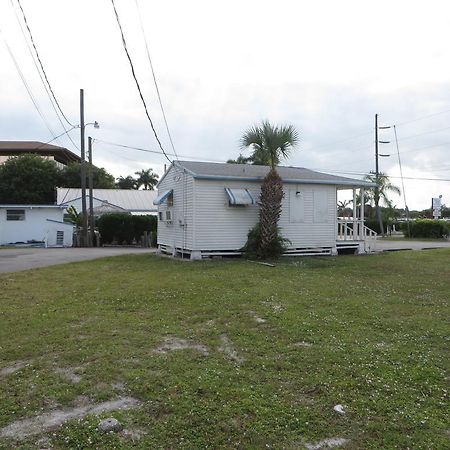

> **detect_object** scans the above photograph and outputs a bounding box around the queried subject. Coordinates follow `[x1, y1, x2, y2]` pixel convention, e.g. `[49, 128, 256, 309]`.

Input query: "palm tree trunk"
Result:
[259, 168, 284, 255]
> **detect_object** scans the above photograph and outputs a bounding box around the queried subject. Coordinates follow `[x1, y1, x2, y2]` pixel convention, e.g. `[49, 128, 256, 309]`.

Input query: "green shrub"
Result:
[402, 219, 450, 239]
[241, 224, 290, 259]
[364, 219, 389, 234]
[97, 213, 157, 245]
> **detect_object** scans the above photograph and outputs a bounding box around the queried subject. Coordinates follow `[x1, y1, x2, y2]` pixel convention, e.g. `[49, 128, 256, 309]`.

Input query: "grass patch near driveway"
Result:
[0, 251, 449, 449]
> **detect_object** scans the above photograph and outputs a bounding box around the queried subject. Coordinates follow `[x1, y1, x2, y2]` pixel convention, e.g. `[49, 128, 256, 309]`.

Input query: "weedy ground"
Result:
[0, 250, 448, 449]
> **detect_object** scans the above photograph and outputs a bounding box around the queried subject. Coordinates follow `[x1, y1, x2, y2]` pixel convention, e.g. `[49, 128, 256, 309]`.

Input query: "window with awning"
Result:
[153, 189, 173, 205]
[224, 188, 256, 206]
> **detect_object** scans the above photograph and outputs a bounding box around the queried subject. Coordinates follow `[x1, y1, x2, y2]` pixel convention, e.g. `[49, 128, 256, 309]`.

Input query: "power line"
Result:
[1, 29, 61, 144]
[15, 0, 75, 128]
[394, 108, 450, 127]
[303, 130, 373, 153]
[314, 167, 450, 183]
[94, 139, 224, 163]
[393, 125, 409, 222]
[10, 0, 79, 152]
[134, 0, 178, 160]
[110, 0, 172, 164]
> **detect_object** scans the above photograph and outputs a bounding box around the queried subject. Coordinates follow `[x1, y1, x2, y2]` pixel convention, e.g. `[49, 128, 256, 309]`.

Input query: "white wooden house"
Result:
[154, 161, 376, 259]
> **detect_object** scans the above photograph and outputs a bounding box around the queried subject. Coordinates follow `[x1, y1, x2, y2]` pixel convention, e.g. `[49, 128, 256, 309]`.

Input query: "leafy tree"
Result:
[241, 121, 299, 259]
[134, 169, 159, 190]
[227, 154, 252, 164]
[59, 162, 116, 189]
[0, 154, 60, 204]
[116, 175, 138, 190]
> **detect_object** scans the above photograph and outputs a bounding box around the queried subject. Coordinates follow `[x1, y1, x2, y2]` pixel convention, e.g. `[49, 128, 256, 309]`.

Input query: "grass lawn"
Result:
[0, 251, 449, 449]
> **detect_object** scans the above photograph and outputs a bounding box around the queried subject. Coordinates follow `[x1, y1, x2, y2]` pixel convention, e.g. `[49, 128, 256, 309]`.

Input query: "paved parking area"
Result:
[0, 247, 156, 273]
[376, 239, 450, 252]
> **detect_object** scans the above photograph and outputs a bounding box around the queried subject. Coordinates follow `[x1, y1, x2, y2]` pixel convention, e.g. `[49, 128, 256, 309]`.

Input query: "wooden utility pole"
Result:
[80, 89, 88, 246]
[375, 114, 384, 236]
[88, 136, 95, 247]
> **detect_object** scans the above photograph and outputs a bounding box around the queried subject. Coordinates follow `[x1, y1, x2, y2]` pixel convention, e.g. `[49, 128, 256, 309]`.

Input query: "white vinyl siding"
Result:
[289, 189, 304, 223]
[156, 168, 338, 254]
[280, 185, 336, 248]
[156, 165, 194, 250]
[193, 179, 260, 250]
[313, 190, 329, 223]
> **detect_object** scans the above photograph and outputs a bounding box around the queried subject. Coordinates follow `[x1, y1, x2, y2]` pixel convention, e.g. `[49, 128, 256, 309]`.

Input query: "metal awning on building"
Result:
[153, 189, 173, 205]
[224, 188, 256, 205]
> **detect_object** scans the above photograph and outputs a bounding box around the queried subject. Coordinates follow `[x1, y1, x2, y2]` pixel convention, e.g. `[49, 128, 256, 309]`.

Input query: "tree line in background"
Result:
[0, 154, 159, 204]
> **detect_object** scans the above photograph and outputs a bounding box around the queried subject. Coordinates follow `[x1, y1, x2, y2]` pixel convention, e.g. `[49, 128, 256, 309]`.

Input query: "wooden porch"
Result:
[336, 186, 377, 253]
[337, 218, 377, 253]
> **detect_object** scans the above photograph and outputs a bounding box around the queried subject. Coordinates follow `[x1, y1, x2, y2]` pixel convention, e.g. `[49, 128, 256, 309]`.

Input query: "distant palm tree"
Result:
[134, 169, 159, 190]
[363, 172, 401, 209]
[241, 121, 299, 258]
[116, 175, 138, 190]
[337, 200, 351, 218]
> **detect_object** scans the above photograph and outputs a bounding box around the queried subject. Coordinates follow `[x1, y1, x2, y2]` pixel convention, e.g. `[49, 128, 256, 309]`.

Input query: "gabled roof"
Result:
[56, 188, 157, 212]
[0, 141, 80, 164]
[163, 160, 374, 188]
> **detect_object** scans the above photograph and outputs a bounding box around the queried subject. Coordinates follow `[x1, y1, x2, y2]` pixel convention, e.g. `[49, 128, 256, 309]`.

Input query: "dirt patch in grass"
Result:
[304, 437, 349, 449]
[54, 367, 82, 384]
[218, 334, 245, 363]
[249, 310, 266, 323]
[153, 337, 209, 355]
[293, 341, 313, 348]
[0, 360, 31, 377]
[0, 396, 141, 440]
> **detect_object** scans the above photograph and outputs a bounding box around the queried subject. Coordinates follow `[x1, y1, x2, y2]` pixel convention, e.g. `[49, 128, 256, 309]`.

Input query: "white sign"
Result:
[432, 197, 442, 218]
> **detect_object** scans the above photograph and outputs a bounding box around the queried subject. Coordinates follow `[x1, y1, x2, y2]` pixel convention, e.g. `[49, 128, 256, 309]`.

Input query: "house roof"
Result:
[57, 188, 157, 212]
[169, 161, 375, 188]
[0, 141, 81, 164]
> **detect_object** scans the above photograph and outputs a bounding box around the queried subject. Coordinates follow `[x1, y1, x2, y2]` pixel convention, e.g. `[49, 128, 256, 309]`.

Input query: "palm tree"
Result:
[134, 169, 159, 190]
[241, 121, 299, 258]
[363, 171, 401, 209]
[116, 175, 138, 190]
[337, 200, 351, 218]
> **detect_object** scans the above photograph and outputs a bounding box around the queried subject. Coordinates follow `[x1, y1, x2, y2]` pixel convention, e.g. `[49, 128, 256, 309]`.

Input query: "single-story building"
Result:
[57, 188, 157, 216]
[154, 161, 376, 259]
[0, 205, 74, 247]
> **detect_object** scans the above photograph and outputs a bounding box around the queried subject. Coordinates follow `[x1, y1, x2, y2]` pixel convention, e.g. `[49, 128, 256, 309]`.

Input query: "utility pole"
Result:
[374, 114, 384, 236]
[88, 136, 95, 247]
[80, 89, 88, 247]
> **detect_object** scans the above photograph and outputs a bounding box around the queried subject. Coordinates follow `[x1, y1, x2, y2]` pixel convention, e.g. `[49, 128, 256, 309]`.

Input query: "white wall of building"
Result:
[0, 206, 73, 247]
[156, 169, 338, 254]
[156, 164, 194, 251]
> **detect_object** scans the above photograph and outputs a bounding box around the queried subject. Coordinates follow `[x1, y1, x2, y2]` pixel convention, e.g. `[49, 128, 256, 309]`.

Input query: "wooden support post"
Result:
[353, 188, 357, 240]
[360, 188, 365, 239]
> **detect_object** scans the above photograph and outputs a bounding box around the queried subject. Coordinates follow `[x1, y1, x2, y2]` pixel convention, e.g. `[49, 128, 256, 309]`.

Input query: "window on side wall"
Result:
[167, 192, 173, 207]
[6, 209, 25, 221]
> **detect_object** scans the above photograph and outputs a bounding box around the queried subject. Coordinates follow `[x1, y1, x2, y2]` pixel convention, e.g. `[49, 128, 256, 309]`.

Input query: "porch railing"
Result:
[337, 219, 377, 252]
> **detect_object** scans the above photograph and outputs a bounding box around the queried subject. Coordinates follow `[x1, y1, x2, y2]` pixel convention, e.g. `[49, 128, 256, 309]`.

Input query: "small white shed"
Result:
[0, 205, 74, 247]
[154, 161, 376, 259]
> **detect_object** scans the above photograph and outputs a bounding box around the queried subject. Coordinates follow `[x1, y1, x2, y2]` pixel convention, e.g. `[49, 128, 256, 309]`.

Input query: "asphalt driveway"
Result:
[0, 247, 156, 273]
[376, 239, 450, 252]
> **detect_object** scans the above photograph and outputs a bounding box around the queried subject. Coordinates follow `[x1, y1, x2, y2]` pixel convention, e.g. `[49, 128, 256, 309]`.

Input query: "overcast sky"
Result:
[1, 0, 449, 210]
